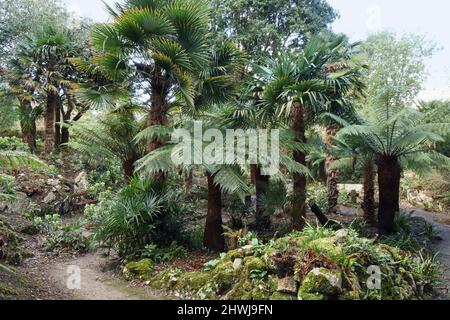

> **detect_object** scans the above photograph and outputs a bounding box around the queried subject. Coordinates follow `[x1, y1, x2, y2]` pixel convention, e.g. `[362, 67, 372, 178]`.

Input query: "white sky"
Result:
[65, 0, 450, 101]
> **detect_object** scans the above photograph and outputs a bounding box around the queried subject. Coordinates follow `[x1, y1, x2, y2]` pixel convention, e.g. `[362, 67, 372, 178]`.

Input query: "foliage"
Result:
[141, 242, 188, 264]
[210, 0, 338, 61]
[92, 177, 190, 259]
[32, 214, 89, 252]
[0, 136, 28, 151]
[0, 174, 15, 195]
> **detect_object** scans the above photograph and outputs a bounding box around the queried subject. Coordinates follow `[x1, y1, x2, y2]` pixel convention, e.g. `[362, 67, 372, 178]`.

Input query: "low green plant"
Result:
[141, 242, 188, 263]
[0, 136, 28, 151]
[0, 174, 15, 194]
[92, 177, 189, 258]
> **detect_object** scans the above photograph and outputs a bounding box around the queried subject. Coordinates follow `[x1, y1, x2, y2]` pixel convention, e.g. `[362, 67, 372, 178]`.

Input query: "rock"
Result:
[47, 179, 60, 187]
[338, 184, 363, 193]
[270, 292, 297, 300]
[277, 276, 297, 294]
[74, 171, 88, 193]
[232, 258, 243, 270]
[0, 192, 31, 215]
[334, 229, 349, 244]
[43, 192, 57, 204]
[123, 259, 154, 281]
[298, 268, 342, 300]
[241, 245, 253, 255]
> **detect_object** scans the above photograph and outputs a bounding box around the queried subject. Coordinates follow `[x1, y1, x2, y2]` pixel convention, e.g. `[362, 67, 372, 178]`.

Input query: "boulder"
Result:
[232, 258, 243, 271]
[298, 268, 343, 300]
[43, 192, 57, 204]
[123, 259, 154, 281]
[74, 171, 88, 193]
[277, 276, 297, 294]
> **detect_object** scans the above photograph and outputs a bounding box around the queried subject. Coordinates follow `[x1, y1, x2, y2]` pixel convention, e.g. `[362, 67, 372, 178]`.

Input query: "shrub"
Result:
[0, 137, 28, 151]
[141, 242, 188, 263]
[0, 174, 15, 195]
[92, 177, 189, 259]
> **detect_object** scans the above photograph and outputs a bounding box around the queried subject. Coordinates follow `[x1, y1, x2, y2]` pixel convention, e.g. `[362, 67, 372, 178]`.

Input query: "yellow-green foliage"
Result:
[123, 259, 154, 281]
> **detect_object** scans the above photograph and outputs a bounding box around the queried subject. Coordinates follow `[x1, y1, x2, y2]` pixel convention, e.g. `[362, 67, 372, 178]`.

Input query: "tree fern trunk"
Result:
[378, 156, 401, 235]
[254, 164, 270, 230]
[291, 102, 307, 230]
[203, 172, 225, 252]
[44, 91, 57, 154]
[362, 157, 376, 226]
[325, 126, 339, 214]
[122, 155, 137, 182]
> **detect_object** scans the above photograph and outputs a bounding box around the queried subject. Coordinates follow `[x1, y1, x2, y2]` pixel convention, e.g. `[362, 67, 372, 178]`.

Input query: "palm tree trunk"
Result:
[54, 101, 61, 150]
[253, 164, 270, 230]
[325, 126, 339, 214]
[184, 170, 193, 194]
[148, 68, 169, 153]
[19, 101, 37, 154]
[362, 157, 376, 226]
[377, 156, 401, 235]
[203, 172, 225, 252]
[44, 91, 58, 154]
[291, 102, 307, 230]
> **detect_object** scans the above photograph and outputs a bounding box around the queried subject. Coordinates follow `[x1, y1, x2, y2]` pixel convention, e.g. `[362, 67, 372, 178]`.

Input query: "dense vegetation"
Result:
[1, 0, 449, 300]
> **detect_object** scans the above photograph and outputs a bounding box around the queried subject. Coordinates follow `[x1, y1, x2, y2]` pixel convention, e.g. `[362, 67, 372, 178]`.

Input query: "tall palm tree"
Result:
[91, 0, 210, 161]
[337, 106, 450, 234]
[17, 25, 75, 154]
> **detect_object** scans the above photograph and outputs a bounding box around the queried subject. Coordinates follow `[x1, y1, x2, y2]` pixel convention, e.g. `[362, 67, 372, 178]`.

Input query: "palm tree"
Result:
[91, 0, 210, 161]
[337, 106, 450, 234]
[17, 25, 75, 154]
[68, 104, 146, 182]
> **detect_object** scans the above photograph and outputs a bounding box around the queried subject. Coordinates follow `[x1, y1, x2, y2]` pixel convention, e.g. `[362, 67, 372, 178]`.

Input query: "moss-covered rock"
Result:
[243, 257, 266, 275]
[123, 259, 154, 281]
[0, 219, 24, 265]
[308, 237, 343, 258]
[298, 268, 342, 300]
[270, 291, 297, 301]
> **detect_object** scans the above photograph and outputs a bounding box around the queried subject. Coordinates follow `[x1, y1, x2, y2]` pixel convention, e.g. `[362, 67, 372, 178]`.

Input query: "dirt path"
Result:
[410, 210, 450, 299]
[46, 253, 168, 300]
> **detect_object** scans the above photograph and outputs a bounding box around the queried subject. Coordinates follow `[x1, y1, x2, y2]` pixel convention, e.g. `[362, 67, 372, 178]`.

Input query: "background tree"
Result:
[210, 0, 338, 61]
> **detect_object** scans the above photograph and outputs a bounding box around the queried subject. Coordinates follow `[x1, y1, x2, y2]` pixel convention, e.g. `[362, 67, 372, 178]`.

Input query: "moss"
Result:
[0, 283, 18, 298]
[0, 220, 24, 265]
[176, 272, 210, 292]
[298, 292, 326, 300]
[211, 261, 237, 293]
[243, 257, 266, 275]
[150, 268, 182, 290]
[123, 259, 154, 281]
[226, 249, 245, 261]
[270, 292, 297, 301]
[308, 237, 342, 259]
[298, 268, 342, 300]
[226, 277, 275, 300]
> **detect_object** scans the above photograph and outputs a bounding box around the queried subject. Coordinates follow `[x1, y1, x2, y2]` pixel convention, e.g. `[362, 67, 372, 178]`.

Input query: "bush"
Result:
[32, 215, 89, 253]
[92, 177, 190, 259]
[141, 242, 188, 263]
[0, 137, 28, 151]
[0, 174, 15, 195]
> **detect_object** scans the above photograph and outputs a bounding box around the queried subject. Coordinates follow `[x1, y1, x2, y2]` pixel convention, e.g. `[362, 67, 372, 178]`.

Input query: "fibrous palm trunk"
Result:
[54, 101, 61, 150]
[253, 164, 270, 230]
[362, 157, 376, 226]
[19, 101, 37, 154]
[148, 68, 169, 153]
[377, 156, 401, 235]
[203, 172, 225, 252]
[291, 102, 307, 230]
[44, 91, 58, 154]
[122, 153, 138, 182]
[325, 126, 339, 214]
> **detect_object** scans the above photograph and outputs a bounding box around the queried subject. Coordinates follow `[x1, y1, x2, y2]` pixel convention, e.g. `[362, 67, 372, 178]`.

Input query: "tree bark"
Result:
[18, 101, 37, 154]
[291, 102, 307, 230]
[44, 91, 58, 154]
[148, 67, 169, 153]
[54, 100, 61, 150]
[377, 156, 401, 235]
[362, 157, 376, 226]
[122, 154, 137, 182]
[203, 172, 225, 252]
[184, 170, 193, 194]
[325, 126, 339, 214]
[253, 164, 270, 230]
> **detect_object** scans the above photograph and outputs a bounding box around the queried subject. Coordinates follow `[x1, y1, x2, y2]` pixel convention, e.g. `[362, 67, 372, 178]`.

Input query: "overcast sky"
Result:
[65, 0, 450, 101]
